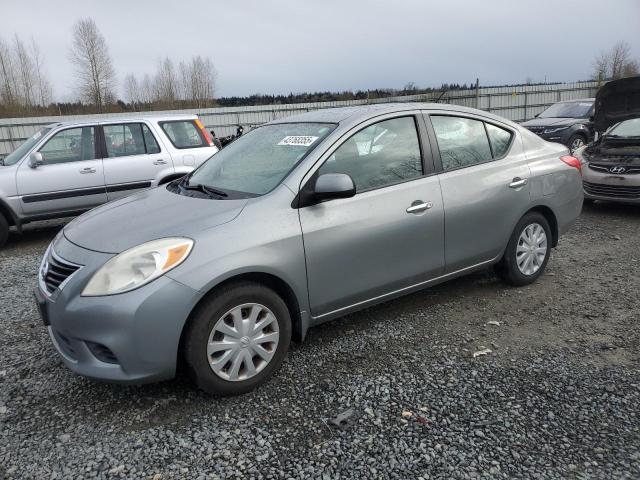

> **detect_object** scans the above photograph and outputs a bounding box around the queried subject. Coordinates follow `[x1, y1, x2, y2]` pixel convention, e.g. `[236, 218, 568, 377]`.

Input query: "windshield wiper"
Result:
[181, 180, 228, 198]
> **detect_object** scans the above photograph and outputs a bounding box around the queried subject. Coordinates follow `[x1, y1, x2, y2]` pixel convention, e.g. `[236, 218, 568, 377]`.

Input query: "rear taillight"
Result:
[560, 155, 581, 173]
[195, 118, 214, 146]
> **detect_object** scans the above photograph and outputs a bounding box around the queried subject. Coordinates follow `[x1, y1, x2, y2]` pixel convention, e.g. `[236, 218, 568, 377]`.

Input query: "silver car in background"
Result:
[34, 103, 583, 396]
[0, 114, 219, 247]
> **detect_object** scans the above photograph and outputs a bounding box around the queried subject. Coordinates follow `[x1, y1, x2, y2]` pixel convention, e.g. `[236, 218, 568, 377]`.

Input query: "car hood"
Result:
[64, 186, 248, 254]
[520, 117, 579, 127]
[594, 76, 640, 133]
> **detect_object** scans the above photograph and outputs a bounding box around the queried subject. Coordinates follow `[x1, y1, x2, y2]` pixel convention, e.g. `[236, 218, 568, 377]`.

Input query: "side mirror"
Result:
[313, 173, 355, 201]
[28, 152, 44, 168]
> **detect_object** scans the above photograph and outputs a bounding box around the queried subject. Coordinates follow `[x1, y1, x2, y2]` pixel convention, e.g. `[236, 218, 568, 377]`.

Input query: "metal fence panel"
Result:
[0, 81, 601, 155]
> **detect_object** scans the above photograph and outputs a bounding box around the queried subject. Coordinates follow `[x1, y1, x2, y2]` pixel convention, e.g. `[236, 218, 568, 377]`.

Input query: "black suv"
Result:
[521, 99, 594, 152]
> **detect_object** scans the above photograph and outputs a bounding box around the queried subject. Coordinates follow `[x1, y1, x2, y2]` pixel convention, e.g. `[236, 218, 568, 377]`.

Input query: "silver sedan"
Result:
[35, 103, 583, 395]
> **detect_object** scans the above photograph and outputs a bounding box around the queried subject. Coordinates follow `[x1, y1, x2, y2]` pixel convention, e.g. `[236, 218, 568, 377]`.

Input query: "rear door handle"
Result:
[406, 201, 433, 214]
[153, 159, 167, 165]
[79, 167, 96, 174]
[509, 177, 528, 188]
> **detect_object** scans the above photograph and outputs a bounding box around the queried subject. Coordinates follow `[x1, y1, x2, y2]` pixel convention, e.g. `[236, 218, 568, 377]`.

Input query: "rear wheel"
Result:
[182, 281, 291, 396]
[495, 212, 551, 286]
[568, 134, 586, 153]
[0, 214, 8, 249]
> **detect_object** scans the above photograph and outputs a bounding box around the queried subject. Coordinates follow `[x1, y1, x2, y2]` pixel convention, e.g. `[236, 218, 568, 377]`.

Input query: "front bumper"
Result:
[582, 167, 640, 204]
[36, 234, 203, 384]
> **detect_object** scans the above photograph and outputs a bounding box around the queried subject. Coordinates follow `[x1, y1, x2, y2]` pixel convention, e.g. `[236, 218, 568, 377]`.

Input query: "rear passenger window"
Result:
[431, 116, 492, 171]
[318, 116, 423, 192]
[485, 123, 513, 158]
[103, 124, 148, 157]
[160, 120, 207, 149]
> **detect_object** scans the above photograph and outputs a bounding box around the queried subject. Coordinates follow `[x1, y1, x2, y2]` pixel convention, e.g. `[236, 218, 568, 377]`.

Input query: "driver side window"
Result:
[39, 127, 96, 165]
[317, 116, 423, 192]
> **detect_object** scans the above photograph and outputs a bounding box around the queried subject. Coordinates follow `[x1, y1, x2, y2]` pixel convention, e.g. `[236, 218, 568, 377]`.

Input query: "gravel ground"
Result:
[1, 203, 639, 479]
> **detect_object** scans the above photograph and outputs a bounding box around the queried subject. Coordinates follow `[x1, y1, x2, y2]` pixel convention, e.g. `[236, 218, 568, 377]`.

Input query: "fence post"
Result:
[475, 78, 480, 109]
[524, 90, 528, 121]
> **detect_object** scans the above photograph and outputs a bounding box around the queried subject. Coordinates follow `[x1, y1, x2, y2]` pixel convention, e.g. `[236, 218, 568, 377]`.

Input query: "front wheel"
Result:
[495, 212, 552, 286]
[182, 281, 292, 396]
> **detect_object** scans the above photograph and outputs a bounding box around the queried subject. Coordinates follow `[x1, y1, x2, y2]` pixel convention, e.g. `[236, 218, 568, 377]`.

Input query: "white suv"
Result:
[0, 114, 218, 247]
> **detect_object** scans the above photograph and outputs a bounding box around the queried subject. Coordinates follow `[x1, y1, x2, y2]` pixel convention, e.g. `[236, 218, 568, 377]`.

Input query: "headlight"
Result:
[543, 126, 569, 134]
[82, 237, 193, 296]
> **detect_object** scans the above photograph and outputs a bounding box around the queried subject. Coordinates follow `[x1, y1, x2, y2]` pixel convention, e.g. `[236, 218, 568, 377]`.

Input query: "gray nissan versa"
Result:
[35, 103, 583, 395]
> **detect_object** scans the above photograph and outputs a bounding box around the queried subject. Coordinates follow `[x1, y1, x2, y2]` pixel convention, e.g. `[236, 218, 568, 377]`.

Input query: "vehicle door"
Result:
[16, 125, 106, 216]
[298, 114, 445, 318]
[101, 122, 168, 201]
[424, 113, 531, 273]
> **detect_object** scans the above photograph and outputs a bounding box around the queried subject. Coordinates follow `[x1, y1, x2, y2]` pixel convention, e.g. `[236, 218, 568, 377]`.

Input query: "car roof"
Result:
[44, 113, 197, 129]
[269, 102, 520, 127]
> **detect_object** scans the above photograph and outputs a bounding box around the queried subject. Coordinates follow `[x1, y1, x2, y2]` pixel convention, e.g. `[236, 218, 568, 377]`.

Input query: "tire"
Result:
[567, 134, 586, 153]
[495, 212, 552, 286]
[0, 214, 8, 249]
[182, 281, 292, 396]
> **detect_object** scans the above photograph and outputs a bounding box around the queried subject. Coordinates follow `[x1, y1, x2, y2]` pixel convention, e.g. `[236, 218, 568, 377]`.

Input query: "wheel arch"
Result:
[526, 205, 559, 247]
[177, 271, 306, 370]
[0, 197, 20, 230]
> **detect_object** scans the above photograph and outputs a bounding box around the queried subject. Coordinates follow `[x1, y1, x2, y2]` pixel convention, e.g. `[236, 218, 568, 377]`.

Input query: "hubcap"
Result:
[206, 303, 279, 382]
[516, 223, 547, 276]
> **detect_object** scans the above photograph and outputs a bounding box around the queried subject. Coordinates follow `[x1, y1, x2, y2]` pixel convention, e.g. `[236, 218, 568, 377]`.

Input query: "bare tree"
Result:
[153, 57, 179, 105]
[0, 36, 18, 106]
[30, 38, 52, 107]
[123, 73, 140, 104]
[140, 73, 154, 105]
[13, 35, 35, 108]
[69, 18, 116, 108]
[593, 41, 639, 81]
[180, 55, 217, 107]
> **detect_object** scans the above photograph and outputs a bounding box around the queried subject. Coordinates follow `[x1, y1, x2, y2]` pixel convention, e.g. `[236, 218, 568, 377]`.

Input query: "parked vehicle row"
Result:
[0, 115, 219, 248]
[34, 103, 583, 395]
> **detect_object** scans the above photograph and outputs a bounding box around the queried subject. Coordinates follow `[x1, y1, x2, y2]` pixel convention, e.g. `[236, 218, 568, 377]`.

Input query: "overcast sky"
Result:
[2, 0, 639, 100]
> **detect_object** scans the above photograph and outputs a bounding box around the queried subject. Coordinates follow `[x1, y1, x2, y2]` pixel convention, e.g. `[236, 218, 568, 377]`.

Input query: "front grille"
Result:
[583, 181, 640, 199]
[588, 163, 640, 174]
[43, 251, 81, 294]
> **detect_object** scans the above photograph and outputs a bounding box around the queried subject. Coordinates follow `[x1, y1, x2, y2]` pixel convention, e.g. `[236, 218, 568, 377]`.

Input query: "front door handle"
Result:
[153, 159, 167, 165]
[79, 167, 96, 174]
[509, 177, 528, 188]
[406, 201, 433, 214]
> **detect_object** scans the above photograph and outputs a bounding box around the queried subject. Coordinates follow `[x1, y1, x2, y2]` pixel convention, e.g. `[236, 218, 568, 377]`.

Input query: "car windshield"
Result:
[2, 127, 51, 165]
[607, 118, 640, 138]
[538, 101, 593, 119]
[187, 122, 336, 196]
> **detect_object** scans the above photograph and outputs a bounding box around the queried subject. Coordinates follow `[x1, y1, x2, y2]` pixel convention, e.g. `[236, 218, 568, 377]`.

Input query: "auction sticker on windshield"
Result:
[278, 136, 319, 147]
